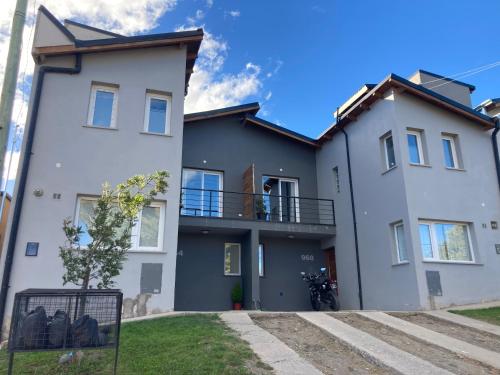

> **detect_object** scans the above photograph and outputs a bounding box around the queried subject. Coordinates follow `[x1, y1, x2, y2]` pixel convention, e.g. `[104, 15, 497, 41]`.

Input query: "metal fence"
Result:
[180, 188, 335, 225]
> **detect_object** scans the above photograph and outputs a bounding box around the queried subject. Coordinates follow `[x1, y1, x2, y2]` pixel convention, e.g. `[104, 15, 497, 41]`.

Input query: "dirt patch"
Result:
[334, 313, 497, 375]
[390, 312, 500, 353]
[251, 313, 394, 375]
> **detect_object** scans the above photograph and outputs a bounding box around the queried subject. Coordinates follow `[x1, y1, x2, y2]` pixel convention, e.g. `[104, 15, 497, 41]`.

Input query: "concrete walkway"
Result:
[425, 310, 500, 337]
[298, 312, 452, 375]
[442, 300, 500, 310]
[358, 311, 500, 370]
[220, 312, 323, 375]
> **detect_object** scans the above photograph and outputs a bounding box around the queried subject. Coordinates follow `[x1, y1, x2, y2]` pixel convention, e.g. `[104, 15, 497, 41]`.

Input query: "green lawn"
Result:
[0, 314, 272, 375]
[449, 306, 500, 326]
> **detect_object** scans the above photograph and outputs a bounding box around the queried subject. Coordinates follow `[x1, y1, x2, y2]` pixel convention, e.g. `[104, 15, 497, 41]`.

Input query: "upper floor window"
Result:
[419, 221, 474, 263]
[382, 133, 396, 170]
[393, 222, 408, 263]
[76, 197, 165, 251]
[442, 135, 459, 169]
[87, 84, 118, 128]
[407, 130, 424, 165]
[181, 169, 223, 217]
[144, 92, 171, 134]
[333, 167, 340, 193]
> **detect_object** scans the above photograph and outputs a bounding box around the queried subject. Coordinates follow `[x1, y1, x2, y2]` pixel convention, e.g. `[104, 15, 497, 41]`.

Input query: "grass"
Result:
[449, 306, 500, 326]
[0, 314, 272, 375]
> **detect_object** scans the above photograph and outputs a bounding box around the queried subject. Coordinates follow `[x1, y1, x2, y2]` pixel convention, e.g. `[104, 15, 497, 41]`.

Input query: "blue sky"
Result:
[156, 0, 500, 138]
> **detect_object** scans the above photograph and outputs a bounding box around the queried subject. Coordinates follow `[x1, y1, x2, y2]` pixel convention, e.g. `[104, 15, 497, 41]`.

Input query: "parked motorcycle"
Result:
[301, 268, 339, 311]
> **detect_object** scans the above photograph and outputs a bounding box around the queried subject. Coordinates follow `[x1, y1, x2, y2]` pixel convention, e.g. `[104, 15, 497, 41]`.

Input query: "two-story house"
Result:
[0, 7, 499, 332]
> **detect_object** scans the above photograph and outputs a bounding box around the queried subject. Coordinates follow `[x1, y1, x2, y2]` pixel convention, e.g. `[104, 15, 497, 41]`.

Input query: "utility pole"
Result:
[0, 0, 28, 188]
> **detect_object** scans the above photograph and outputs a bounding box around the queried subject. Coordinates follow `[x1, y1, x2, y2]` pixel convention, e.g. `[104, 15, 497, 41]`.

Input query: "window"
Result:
[407, 131, 424, 165]
[144, 92, 171, 134]
[419, 221, 473, 262]
[333, 167, 340, 193]
[442, 135, 459, 169]
[394, 223, 408, 262]
[76, 197, 165, 251]
[382, 133, 396, 169]
[262, 176, 300, 223]
[224, 243, 241, 276]
[181, 169, 223, 217]
[258, 244, 265, 277]
[87, 84, 118, 128]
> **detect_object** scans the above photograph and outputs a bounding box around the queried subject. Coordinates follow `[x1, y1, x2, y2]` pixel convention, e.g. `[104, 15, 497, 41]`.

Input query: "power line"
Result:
[426, 61, 500, 90]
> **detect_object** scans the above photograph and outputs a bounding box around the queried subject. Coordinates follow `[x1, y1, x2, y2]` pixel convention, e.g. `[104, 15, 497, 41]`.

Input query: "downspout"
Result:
[336, 109, 363, 310]
[0, 54, 82, 337]
[492, 118, 500, 190]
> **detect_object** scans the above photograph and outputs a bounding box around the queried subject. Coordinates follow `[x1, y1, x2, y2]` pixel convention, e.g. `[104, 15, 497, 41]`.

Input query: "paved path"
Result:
[359, 311, 500, 370]
[298, 312, 452, 375]
[220, 312, 323, 375]
[425, 310, 500, 337]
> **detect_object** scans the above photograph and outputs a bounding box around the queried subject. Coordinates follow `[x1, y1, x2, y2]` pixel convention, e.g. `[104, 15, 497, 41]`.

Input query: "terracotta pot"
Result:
[233, 302, 242, 310]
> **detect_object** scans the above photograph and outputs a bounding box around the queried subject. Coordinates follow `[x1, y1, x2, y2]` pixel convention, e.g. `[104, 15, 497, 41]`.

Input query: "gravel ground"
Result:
[390, 312, 500, 353]
[251, 313, 395, 375]
[334, 313, 497, 375]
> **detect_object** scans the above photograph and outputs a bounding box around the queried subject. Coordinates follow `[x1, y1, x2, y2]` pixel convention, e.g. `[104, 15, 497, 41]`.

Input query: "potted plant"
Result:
[255, 197, 267, 220]
[231, 283, 243, 310]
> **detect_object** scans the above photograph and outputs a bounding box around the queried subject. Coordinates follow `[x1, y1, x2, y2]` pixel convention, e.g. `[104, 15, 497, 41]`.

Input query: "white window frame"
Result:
[143, 92, 172, 135]
[181, 168, 224, 217]
[407, 130, 424, 165]
[382, 133, 396, 170]
[394, 222, 408, 263]
[419, 220, 475, 263]
[75, 196, 165, 252]
[224, 243, 241, 276]
[87, 84, 119, 128]
[258, 244, 265, 277]
[442, 135, 459, 169]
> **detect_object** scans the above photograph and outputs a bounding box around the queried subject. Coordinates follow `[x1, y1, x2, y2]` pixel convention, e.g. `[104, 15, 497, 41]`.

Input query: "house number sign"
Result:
[301, 254, 314, 261]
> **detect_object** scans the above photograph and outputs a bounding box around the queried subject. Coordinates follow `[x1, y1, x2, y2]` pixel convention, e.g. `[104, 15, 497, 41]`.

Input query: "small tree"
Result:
[59, 171, 168, 290]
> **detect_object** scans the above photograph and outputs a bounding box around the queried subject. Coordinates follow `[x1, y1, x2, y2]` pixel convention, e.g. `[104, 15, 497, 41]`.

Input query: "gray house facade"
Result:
[0, 7, 499, 332]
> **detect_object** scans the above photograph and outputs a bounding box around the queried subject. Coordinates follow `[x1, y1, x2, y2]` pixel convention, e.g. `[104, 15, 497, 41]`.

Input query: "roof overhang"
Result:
[475, 98, 500, 112]
[319, 74, 495, 143]
[184, 102, 260, 123]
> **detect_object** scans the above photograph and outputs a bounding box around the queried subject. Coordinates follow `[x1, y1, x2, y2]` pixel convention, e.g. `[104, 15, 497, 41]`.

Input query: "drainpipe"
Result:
[336, 108, 363, 310]
[492, 118, 500, 190]
[0, 54, 82, 337]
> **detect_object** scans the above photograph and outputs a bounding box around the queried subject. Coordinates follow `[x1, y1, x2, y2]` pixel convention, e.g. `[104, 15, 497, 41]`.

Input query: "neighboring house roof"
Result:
[184, 103, 318, 147]
[184, 103, 261, 122]
[33, 6, 203, 95]
[475, 98, 500, 112]
[319, 73, 495, 142]
[415, 69, 476, 92]
[63, 19, 123, 38]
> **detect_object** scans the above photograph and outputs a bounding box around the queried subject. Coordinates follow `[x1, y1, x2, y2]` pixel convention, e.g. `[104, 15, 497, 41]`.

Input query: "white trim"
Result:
[224, 243, 241, 276]
[442, 135, 459, 169]
[181, 168, 223, 217]
[143, 92, 172, 135]
[87, 84, 119, 128]
[407, 130, 424, 165]
[75, 196, 165, 252]
[418, 220, 475, 263]
[382, 133, 396, 170]
[394, 222, 408, 263]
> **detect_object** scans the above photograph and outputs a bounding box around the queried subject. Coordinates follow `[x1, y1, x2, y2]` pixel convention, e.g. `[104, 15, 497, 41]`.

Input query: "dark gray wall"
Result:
[259, 237, 325, 311]
[182, 115, 319, 198]
[175, 233, 244, 310]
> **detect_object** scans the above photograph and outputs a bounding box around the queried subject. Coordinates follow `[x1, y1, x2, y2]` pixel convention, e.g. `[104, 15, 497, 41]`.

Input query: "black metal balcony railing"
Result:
[180, 188, 335, 226]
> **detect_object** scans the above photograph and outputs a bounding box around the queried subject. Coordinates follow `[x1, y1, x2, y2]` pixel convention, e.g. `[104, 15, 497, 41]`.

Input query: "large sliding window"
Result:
[419, 221, 474, 262]
[181, 169, 223, 217]
[76, 197, 165, 251]
[262, 176, 300, 223]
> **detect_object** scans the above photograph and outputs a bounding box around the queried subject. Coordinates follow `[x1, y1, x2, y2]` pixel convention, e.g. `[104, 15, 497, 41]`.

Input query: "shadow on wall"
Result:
[122, 294, 152, 318]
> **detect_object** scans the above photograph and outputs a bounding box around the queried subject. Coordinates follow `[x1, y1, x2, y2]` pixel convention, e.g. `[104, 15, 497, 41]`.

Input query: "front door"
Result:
[324, 247, 337, 281]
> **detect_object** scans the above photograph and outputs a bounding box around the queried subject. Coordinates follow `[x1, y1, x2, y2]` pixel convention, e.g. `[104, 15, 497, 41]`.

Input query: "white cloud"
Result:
[0, 0, 177, 190]
[206, 0, 214, 8]
[265, 91, 272, 101]
[227, 10, 240, 18]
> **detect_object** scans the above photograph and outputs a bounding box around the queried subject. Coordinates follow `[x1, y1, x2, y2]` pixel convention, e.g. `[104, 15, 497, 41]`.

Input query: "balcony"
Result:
[180, 187, 335, 226]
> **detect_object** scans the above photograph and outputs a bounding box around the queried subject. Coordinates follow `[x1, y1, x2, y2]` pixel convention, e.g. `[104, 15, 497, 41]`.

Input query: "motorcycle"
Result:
[301, 267, 339, 311]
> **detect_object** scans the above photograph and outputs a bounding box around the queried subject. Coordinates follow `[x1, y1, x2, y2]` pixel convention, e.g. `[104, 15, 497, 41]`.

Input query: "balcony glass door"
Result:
[262, 176, 299, 223]
[182, 169, 223, 217]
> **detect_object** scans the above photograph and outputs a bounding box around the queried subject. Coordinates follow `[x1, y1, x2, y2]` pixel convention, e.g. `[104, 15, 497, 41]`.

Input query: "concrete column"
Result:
[249, 228, 260, 309]
[242, 229, 260, 310]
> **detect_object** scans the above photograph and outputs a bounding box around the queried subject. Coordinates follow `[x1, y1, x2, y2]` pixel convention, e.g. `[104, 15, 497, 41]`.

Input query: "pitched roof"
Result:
[319, 73, 495, 142]
[475, 98, 500, 112]
[184, 103, 260, 122]
[63, 19, 123, 38]
[416, 69, 476, 92]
